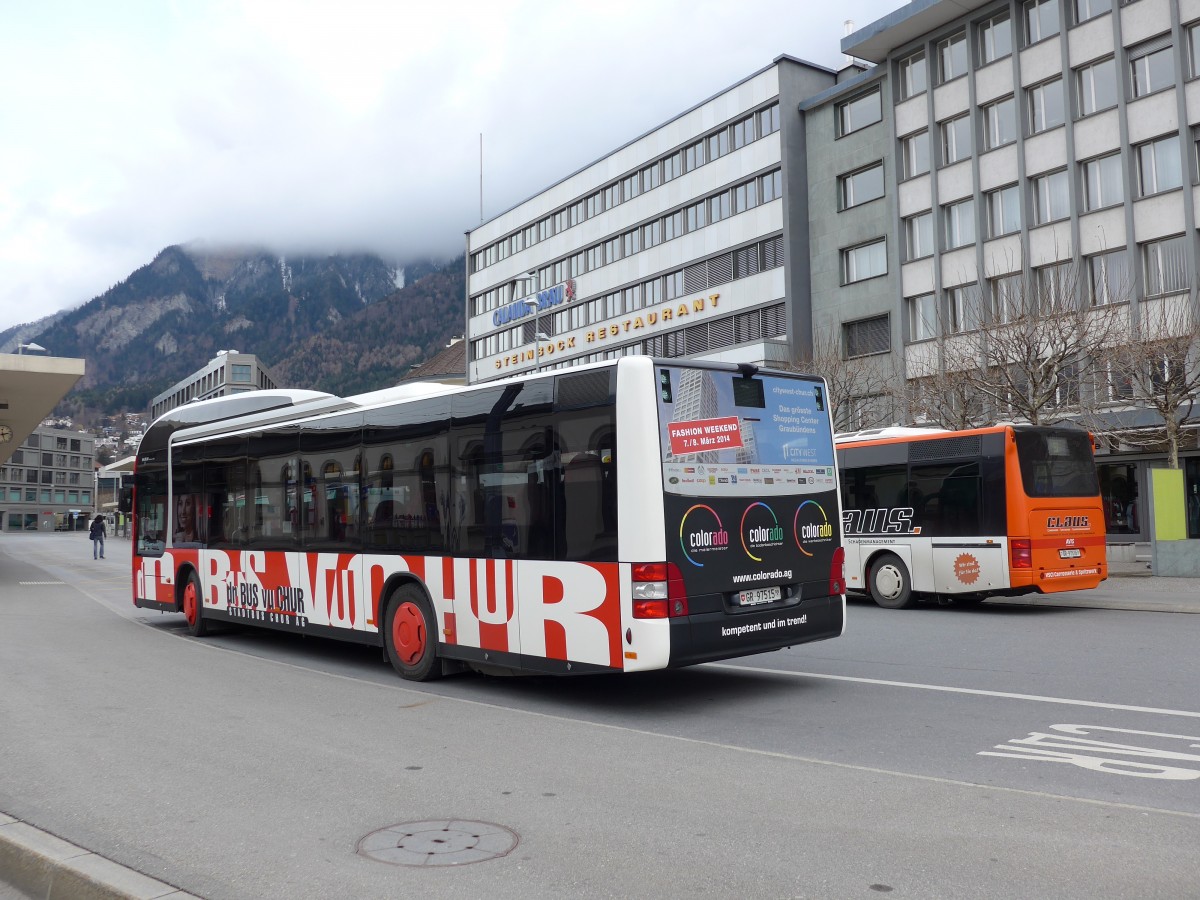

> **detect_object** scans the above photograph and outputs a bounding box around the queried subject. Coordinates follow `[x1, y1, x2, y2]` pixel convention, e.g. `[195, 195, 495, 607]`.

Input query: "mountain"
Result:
[3, 245, 464, 419]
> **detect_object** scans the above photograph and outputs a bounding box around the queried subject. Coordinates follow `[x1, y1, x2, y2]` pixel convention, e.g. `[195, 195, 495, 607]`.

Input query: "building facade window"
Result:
[1074, 0, 1110, 25]
[901, 130, 930, 178]
[758, 103, 780, 137]
[937, 31, 968, 83]
[843, 239, 888, 284]
[838, 90, 882, 136]
[904, 211, 935, 260]
[948, 284, 981, 332]
[1083, 152, 1123, 210]
[1137, 135, 1182, 196]
[839, 162, 885, 209]
[986, 184, 1022, 237]
[1035, 261, 1073, 307]
[1033, 169, 1070, 223]
[1028, 78, 1065, 133]
[1024, 0, 1060, 45]
[1190, 23, 1200, 79]
[844, 314, 891, 357]
[759, 170, 782, 203]
[1130, 37, 1174, 98]
[1142, 235, 1189, 297]
[943, 198, 976, 248]
[907, 293, 937, 341]
[983, 96, 1016, 149]
[979, 12, 1012, 64]
[1076, 57, 1117, 116]
[1087, 247, 1129, 306]
[899, 51, 928, 98]
[940, 115, 972, 164]
[989, 273, 1025, 323]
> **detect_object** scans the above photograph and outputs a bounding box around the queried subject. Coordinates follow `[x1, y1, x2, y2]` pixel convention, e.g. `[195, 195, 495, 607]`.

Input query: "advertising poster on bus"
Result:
[656, 366, 840, 598]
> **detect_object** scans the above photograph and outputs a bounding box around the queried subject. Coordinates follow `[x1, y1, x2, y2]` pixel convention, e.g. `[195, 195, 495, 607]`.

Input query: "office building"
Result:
[465, 56, 864, 384]
[150, 350, 280, 421]
[829, 0, 1200, 541]
[0, 425, 95, 531]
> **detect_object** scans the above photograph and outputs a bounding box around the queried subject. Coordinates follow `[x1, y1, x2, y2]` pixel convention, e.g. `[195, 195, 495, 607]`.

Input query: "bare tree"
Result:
[786, 329, 901, 432]
[903, 367, 983, 430]
[1093, 294, 1200, 468]
[911, 263, 1123, 427]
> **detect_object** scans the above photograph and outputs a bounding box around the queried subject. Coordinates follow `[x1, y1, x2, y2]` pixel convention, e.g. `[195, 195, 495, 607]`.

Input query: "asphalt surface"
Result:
[0, 532, 1195, 897]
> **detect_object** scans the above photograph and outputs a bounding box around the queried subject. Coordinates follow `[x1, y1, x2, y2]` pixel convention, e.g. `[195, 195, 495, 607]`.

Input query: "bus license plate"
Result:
[737, 587, 781, 606]
[1059, 548, 1082, 558]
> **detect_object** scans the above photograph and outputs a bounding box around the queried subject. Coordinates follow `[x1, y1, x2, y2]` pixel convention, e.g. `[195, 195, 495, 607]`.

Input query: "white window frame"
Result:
[901, 130, 930, 179]
[986, 184, 1021, 237]
[940, 115, 972, 165]
[838, 90, 882, 136]
[937, 32, 967, 83]
[907, 293, 937, 342]
[943, 198, 976, 249]
[983, 96, 1016, 150]
[1076, 56, 1117, 117]
[899, 51, 928, 99]
[839, 162, 885, 209]
[1024, 0, 1060, 46]
[843, 239, 888, 284]
[1137, 135, 1182, 197]
[1082, 152, 1123, 211]
[904, 211, 935, 260]
[978, 12, 1012, 65]
[1033, 169, 1070, 224]
[1028, 78, 1065, 134]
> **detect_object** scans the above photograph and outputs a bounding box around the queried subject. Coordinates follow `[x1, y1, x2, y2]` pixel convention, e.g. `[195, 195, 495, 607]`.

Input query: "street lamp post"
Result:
[509, 271, 544, 374]
[523, 297, 550, 373]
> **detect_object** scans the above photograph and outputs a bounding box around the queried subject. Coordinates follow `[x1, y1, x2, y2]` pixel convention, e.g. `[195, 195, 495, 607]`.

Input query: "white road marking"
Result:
[706, 662, 1200, 719]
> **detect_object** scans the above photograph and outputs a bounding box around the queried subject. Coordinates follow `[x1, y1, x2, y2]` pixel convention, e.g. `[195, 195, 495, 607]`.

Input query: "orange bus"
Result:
[835, 425, 1106, 608]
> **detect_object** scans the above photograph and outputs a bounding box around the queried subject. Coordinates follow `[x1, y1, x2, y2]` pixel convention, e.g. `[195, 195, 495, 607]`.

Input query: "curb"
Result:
[0, 813, 199, 900]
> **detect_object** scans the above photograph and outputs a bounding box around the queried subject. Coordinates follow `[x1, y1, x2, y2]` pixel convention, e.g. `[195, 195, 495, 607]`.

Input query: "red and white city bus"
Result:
[132, 357, 845, 679]
[836, 425, 1106, 608]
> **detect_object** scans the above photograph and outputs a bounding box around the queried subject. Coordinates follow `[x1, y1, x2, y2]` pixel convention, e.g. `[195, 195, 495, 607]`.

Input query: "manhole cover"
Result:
[357, 820, 519, 867]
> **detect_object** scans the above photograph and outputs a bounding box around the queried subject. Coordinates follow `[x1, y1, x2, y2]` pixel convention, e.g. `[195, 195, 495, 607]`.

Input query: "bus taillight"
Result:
[829, 546, 845, 595]
[632, 562, 688, 618]
[1010, 538, 1032, 569]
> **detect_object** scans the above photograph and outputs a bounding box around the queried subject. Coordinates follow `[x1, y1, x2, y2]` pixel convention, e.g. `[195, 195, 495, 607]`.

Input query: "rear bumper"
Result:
[667, 594, 844, 668]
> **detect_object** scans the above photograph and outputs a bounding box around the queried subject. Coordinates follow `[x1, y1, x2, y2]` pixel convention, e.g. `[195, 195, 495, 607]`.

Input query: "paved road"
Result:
[2, 533, 1198, 899]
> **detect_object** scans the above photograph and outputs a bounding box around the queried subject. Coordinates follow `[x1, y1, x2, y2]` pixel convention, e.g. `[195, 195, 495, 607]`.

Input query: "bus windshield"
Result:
[1014, 429, 1099, 498]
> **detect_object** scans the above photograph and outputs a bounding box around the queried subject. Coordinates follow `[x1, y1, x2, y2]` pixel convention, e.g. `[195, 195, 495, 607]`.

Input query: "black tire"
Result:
[868, 553, 915, 609]
[182, 570, 209, 636]
[383, 585, 441, 681]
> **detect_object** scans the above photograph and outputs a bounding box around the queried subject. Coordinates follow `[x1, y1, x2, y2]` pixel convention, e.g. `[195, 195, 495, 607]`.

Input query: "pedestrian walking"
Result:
[89, 514, 106, 560]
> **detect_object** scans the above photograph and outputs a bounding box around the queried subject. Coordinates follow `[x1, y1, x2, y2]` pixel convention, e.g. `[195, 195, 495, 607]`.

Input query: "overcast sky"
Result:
[0, 0, 904, 335]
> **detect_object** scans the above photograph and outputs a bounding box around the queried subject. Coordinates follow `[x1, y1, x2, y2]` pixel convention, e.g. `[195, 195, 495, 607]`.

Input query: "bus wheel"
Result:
[182, 571, 209, 637]
[384, 585, 441, 682]
[869, 554, 914, 609]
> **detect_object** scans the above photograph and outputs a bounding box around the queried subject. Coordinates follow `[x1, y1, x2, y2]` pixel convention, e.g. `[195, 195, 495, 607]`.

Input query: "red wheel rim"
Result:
[392, 602, 426, 666]
[183, 582, 198, 626]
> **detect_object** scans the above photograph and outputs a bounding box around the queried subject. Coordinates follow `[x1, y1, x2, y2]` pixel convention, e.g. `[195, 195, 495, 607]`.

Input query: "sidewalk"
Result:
[998, 555, 1200, 613]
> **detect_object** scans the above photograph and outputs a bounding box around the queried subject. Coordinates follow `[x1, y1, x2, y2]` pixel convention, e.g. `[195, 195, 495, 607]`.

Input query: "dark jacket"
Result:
[89, 519, 106, 540]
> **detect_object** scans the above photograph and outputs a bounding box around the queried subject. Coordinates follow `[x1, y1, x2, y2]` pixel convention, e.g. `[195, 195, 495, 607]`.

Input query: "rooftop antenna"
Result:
[479, 132, 484, 223]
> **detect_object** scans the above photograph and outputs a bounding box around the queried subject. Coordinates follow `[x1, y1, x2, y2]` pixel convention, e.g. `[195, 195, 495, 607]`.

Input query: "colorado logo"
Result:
[740, 501, 784, 562]
[793, 500, 833, 558]
[679, 504, 728, 567]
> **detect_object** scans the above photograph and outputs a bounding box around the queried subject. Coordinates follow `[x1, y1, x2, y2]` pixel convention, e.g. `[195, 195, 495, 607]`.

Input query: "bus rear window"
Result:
[1013, 430, 1099, 498]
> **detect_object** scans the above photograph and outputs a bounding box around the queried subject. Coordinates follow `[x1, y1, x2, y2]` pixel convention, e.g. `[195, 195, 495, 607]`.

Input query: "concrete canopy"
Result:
[0, 352, 86, 465]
